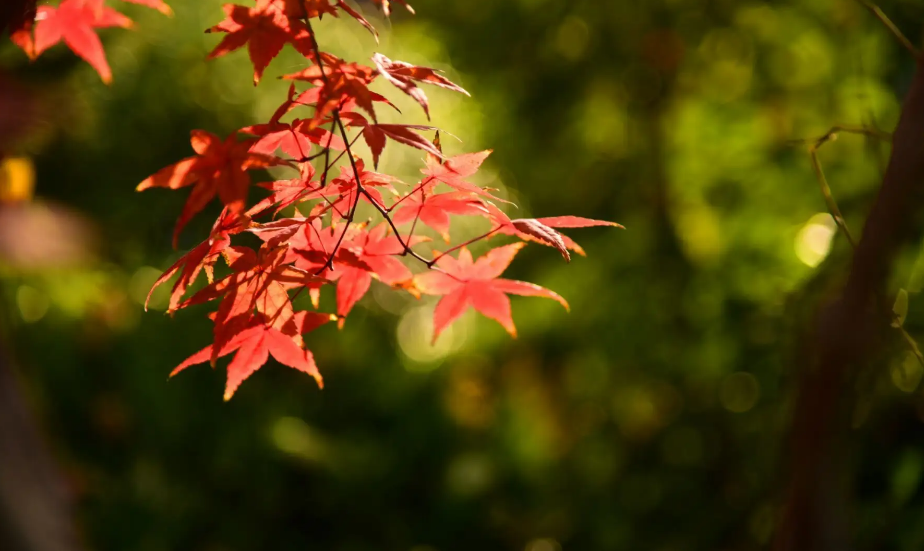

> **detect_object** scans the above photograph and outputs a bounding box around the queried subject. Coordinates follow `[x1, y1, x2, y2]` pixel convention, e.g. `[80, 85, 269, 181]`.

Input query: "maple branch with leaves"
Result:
[9, 0, 621, 400]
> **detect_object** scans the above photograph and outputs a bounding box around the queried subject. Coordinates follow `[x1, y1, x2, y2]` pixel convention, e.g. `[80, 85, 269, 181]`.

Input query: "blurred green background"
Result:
[2, 0, 924, 549]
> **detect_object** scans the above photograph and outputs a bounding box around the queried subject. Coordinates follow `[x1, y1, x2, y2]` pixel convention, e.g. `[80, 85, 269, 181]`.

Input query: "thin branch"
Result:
[303, 16, 442, 271]
[788, 125, 892, 148]
[855, 0, 920, 58]
[406, 187, 425, 245]
[808, 146, 858, 248]
[430, 228, 501, 266]
[387, 175, 437, 212]
[316, 163, 362, 274]
[300, 12, 512, 279]
[802, 124, 924, 366]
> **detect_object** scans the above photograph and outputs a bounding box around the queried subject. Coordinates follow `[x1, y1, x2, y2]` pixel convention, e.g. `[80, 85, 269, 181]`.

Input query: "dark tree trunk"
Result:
[0, 351, 82, 551]
[776, 55, 924, 551]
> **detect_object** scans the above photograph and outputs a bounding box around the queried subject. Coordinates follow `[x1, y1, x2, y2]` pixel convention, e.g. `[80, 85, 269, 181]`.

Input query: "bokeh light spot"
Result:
[446, 453, 494, 497]
[16, 285, 48, 323]
[794, 213, 836, 267]
[397, 305, 467, 370]
[891, 352, 923, 393]
[555, 16, 590, 61]
[719, 372, 760, 413]
[129, 266, 169, 309]
[0, 156, 35, 203]
[525, 538, 561, 551]
[271, 416, 327, 463]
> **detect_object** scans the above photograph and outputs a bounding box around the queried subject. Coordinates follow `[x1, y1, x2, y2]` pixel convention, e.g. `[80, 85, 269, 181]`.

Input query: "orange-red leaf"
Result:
[486, 204, 624, 257]
[511, 218, 571, 262]
[372, 53, 468, 119]
[148, 208, 249, 312]
[121, 0, 172, 16]
[14, 0, 133, 83]
[136, 130, 286, 246]
[415, 244, 567, 342]
[206, 1, 315, 84]
[171, 315, 328, 400]
[392, 191, 489, 242]
[361, 124, 441, 168]
[368, 0, 414, 17]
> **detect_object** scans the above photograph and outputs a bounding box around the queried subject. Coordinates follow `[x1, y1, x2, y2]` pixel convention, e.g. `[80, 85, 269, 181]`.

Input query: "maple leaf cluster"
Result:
[10, 0, 172, 83]
[10, 0, 621, 399]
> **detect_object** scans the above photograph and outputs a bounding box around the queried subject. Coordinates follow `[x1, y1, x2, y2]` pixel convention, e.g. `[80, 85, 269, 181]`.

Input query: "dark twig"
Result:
[855, 0, 920, 58]
[800, 124, 923, 365]
[301, 16, 498, 273]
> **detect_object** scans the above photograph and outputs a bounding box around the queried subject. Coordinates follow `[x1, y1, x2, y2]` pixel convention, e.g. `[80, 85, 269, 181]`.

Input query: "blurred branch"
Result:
[798, 126, 924, 365]
[777, 56, 924, 550]
[855, 0, 920, 58]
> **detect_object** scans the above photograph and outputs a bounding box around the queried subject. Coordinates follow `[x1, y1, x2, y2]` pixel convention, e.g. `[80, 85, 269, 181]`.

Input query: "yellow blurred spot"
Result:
[444, 365, 494, 429]
[397, 306, 466, 369]
[578, 79, 629, 159]
[129, 266, 168, 309]
[612, 382, 683, 441]
[749, 503, 775, 545]
[271, 416, 327, 463]
[794, 213, 836, 267]
[719, 372, 760, 413]
[676, 205, 724, 264]
[891, 352, 923, 393]
[446, 453, 494, 496]
[16, 285, 48, 323]
[698, 29, 754, 103]
[0, 157, 35, 203]
[554, 16, 589, 61]
[525, 539, 561, 551]
[769, 30, 834, 90]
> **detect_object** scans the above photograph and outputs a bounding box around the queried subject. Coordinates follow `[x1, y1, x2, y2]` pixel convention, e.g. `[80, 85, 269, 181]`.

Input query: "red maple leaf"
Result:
[282, 57, 380, 124]
[284, 219, 371, 276]
[181, 245, 324, 327]
[306, 160, 398, 220]
[285, 0, 336, 18]
[372, 53, 468, 119]
[369, 0, 414, 17]
[171, 310, 332, 400]
[415, 243, 568, 342]
[419, 148, 499, 198]
[206, 0, 316, 84]
[240, 118, 345, 159]
[486, 205, 624, 259]
[136, 130, 286, 246]
[180, 244, 327, 365]
[121, 0, 172, 16]
[247, 163, 321, 217]
[13, 0, 132, 84]
[359, 123, 442, 169]
[147, 208, 249, 313]
[391, 191, 489, 242]
[327, 224, 423, 323]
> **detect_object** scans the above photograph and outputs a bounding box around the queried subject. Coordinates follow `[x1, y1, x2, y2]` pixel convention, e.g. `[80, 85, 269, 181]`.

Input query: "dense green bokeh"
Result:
[3, 0, 924, 549]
